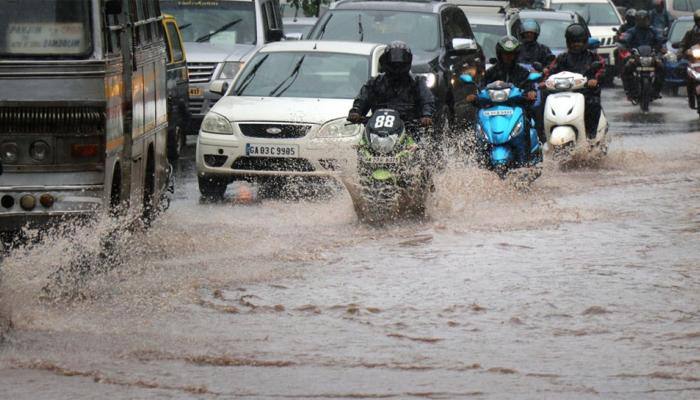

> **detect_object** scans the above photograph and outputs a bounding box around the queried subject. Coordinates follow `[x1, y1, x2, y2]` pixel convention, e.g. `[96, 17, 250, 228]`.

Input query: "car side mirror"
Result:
[672, 41, 681, 49]
[459, 74, 474, 83]
[209, 80, 229, 96]
[588, 37, 601, 49]
[452, 38, 478, 53]
[267, 28, 284, 42]
[531, 61, 543, 72]
[284, 32, 303, 41]
[105, 0, 122, 15]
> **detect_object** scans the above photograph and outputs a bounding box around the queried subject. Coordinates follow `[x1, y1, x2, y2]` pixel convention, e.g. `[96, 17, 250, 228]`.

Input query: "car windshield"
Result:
[233, 51, 370, 99]
[471, 23, 506, 60]
[0, 0, 92, 58]
[530, 19, 578, 49]
[160, 0, 256, 46]
[312, 10, 440, 53]
[670, 20, 694, 43]
[553, 3, 620, 26]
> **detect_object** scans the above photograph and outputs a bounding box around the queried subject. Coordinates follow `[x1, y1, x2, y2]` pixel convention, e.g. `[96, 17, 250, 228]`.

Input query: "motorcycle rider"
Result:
[621, 10, 666, 100]
[680, 10, 700, 108]
[618, 8, 637, 35]
[546, 24, 605, 139]
[517, 20, 554, 66]
[649, 0, 673, 34]
[347, 41, 435, 130]
[615, 9, 637, 76]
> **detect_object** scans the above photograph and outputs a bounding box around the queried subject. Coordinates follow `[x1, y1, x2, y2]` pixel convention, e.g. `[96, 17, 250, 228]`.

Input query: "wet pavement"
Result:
[1, 87, 699, 399]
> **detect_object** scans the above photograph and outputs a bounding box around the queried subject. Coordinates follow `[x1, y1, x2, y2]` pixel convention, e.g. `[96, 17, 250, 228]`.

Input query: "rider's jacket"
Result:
[649, 8, 673, 33]
[618, 21, 635, 34]
[622, 27, 665, 50]
[547, 50, 606, 94]
[349, 73, 435, 121]
[484, 62, 531, 90]
[517, 41, 554, 65]
[680, 26, 700, 58]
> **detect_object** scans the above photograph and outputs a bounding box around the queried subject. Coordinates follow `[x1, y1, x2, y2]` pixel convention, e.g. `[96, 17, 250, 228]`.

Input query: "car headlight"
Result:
[316, 118, 362, 138]
[664, 51, 677, 63]
[508, 121, 523, 140]
[217, 62, 244, 80]
[369, 133, 398, 154]
[201, 112, 234, 134]
[418, 73, 437, 88]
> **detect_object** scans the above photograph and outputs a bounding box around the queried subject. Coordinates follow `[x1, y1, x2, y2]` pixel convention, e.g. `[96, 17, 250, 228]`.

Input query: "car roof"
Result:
[516, 10, 579, 21]
[259, 40, 384, 55]
[468, 14, 506, 25]
[674, 15, 694, 21]
[332, 0, 447, 13]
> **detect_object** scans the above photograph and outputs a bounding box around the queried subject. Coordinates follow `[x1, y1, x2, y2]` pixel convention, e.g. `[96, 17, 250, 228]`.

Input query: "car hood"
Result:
[183, 42, 257, 63]
[211, 96, 355, 124]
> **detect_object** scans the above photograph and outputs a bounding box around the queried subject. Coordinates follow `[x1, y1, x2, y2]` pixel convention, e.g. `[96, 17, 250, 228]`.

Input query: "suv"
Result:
[307, 0, 484, 129]
[161, 14, 190, 160]
[160, 0, 285, 134]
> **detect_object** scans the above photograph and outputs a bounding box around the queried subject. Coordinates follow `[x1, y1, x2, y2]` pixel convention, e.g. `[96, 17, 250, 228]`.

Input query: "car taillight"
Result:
[71, 144, 99, 158]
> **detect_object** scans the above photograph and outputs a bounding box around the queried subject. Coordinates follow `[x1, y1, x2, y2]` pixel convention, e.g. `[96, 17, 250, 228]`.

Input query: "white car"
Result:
[547, 0, 623, 84]
[196, 41, 385, 198]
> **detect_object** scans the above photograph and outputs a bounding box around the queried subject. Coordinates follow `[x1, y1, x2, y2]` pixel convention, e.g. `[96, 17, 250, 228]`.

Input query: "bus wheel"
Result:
[109, 163, 124, 217]
[142, 151, 157, 225]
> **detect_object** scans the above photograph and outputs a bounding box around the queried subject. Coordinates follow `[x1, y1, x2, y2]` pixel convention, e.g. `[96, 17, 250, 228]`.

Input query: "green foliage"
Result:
[288, 0, 331, 17]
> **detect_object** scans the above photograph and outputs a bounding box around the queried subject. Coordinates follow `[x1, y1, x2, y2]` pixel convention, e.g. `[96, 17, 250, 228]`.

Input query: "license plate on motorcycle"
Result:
[245, 143, 298, 158]
[483, 109, 513, 116]
[638, 66, 655, 72]
[369, 156, 398, 164]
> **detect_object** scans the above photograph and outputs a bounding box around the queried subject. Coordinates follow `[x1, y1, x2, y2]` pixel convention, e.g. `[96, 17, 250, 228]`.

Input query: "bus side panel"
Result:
[105, 59, 126, 208]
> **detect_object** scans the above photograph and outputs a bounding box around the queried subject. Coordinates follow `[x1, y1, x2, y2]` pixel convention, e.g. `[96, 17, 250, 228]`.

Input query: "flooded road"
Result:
[1, 88, 700, 399]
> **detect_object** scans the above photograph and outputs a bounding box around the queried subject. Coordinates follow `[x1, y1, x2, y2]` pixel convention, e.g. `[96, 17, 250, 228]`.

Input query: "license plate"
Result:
[369, 156, 398, 164]
[638, 66, 655, 72]
[189, 87, 203, 97]
[483, 109, 513, 116]
[245, 143, 298, 158]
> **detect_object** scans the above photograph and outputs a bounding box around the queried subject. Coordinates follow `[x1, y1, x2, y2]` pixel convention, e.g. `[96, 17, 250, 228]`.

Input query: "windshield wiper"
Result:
[358, 14, 364, 42]
[179, 23, 191, 31]
[235, 54, 270, 96]
[316, 14, 334, 39]
[195, 18, 243, 43]
[268, 55, 306, 97]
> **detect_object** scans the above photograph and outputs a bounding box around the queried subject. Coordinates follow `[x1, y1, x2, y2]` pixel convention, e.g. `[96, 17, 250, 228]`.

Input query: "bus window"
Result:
[166, 23, 184, 63]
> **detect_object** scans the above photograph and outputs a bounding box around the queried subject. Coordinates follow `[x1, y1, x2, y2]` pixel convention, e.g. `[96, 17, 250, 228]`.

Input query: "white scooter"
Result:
[543, 71, 609, 158]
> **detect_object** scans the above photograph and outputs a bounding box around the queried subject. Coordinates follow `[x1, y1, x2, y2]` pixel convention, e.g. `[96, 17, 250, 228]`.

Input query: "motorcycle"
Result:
[629, 45, 661, 112]
[543, 70, 609, 158]
[685, 44, 700, 117]
[342, 109, 431, 224]
[459, 73, 543, 179]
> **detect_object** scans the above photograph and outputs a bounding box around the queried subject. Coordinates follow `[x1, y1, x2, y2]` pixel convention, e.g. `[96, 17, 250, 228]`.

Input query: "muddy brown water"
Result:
[1, 89, 699, 399]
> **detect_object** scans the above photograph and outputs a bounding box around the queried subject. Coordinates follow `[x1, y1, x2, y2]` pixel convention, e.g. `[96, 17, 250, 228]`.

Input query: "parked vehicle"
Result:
[0, 0, 172, 232]
[343, 109, 431, 223]
[196, 41, 386, 199]
[161, 14, 190, 161]
[543, 71, 609, 157]
[160, 0, 285, 135]
[662, 0, 697, 20]
[460, 74, 543, 178]
[307, 0, 484, 130]
[548, 0, 623, 85]
[683, 44, 700, 116]
[664, 16, 694, 95]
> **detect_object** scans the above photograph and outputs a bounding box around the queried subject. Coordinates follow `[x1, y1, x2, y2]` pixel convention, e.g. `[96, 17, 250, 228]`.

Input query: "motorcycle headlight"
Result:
[508, 121, 523, 140]
[664, 52, 677, 63]
[640, 56, 653, 67]
[692, 49, 700, 59]
[418, 73, 437, 88]
[201, 112, 234, 135]
[217, 62, 244, 80]
[554, 78, 573, 90]
[369, 133, 398, 154]
[488, 88, 510, 102]
[317, 118, 362, 138]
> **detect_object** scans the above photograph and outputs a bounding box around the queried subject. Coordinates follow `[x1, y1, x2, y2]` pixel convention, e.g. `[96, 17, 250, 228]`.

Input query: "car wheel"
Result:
[198, 175, 227, 200]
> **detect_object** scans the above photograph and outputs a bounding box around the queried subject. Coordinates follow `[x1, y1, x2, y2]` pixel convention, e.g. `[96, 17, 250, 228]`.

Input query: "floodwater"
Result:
[1, 88, 699, 399]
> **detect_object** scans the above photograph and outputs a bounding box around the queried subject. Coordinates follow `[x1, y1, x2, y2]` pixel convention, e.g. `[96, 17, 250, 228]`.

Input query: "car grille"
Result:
[232, 157, 315, 172]
[599, 37, 615, 46]
[187, 62, 217, 83]
[0, 106, 105, 134]
[238, 123, 311, 139]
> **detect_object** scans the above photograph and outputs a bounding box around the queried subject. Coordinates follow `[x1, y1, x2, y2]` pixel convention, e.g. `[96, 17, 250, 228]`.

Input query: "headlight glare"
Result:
[317, 118, 362, 138]
[692, 49, 700, 59]
[419, 73, 437, 88]
[218, 62, 243, 80]
[201, 113, 234, 135]
[664, 52, 677, 63]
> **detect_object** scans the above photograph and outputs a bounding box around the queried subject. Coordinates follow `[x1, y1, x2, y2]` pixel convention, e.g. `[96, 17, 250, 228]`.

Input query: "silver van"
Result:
[160, 0, 284, 133]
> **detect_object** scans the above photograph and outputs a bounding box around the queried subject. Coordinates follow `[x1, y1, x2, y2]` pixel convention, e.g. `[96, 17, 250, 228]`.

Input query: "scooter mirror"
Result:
[528, 72, 543, 81]
[459, 74, 474, 83]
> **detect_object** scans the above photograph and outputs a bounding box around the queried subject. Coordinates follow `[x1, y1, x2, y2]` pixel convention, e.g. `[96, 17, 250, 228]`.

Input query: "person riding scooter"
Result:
[546, 24, 605, 139]
[347, 41, 434, 132]
[679, 10, 700, 108]
[517, 19, 554, 66]
[621, 10, 666, 100]
[649, 0, 673, 34]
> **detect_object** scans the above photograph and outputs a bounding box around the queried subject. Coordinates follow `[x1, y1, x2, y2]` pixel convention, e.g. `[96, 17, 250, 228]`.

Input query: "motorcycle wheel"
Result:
[358, 178, 400, 224]
[640, 78, 650, 112]
[697, 94, 700, 118]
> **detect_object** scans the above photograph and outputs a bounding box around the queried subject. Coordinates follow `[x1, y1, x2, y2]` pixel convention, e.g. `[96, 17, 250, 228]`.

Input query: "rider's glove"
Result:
[466, 94, 477, 103]
[420, 117, 433, 127]
[347, 112, 363, 123]
[526, 91, 537, 101]
[587, 79, 599, 88]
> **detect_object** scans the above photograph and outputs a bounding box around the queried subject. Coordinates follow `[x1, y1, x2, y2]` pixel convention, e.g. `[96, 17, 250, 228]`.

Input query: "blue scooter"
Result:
[460, 72, 543, 178]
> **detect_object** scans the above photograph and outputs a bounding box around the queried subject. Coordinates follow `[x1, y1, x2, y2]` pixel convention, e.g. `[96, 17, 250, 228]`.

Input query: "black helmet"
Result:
[520, 19, 540, 41]
[380, 41, 413, 76]
[625, 8, 636, 24]
[694, 9, 700, 26]
[565, 24, 588, 44]
[496, 35, 520, 61]
[636, 9, 650, 29]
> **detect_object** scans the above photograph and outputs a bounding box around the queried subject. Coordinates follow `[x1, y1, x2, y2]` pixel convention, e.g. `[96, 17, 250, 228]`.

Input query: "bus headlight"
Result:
[1, 142, 18, 162]
[29, 140, 50, 161]
[201, 112, 234, 135]
[218, 62, 243, 80]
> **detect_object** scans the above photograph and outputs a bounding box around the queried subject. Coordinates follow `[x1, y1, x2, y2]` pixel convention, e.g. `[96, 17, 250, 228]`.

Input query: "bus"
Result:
[0, 0, 172, 232]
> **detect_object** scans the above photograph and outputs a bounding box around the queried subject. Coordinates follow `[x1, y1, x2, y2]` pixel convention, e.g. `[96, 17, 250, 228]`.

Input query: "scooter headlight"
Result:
[554, 78, 574, 90]
[640, 56, 653, 67]
[508, 121, 523, 141]
[369, 133, 398, 154]
[692, 49, 700, 59]
[488, 88, 510, 102]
